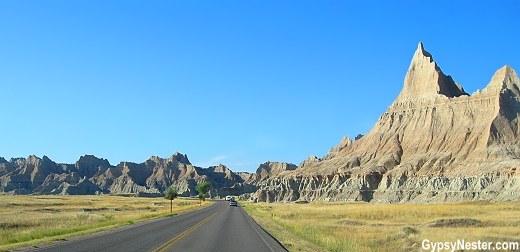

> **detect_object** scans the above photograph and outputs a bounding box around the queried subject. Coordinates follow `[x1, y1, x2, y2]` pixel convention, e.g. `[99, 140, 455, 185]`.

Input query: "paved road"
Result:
[22, 200, 287, 252]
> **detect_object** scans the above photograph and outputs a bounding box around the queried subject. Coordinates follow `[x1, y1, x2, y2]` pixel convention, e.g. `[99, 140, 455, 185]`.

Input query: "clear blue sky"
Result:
[1, 1, 519, 172]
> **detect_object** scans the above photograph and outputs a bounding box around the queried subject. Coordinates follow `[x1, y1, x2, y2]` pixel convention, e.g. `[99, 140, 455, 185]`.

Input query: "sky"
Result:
[1, 1, 519, 173]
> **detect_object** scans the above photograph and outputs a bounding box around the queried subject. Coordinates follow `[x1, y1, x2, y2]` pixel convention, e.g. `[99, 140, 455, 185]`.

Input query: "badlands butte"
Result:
[2, 42, 519, 203]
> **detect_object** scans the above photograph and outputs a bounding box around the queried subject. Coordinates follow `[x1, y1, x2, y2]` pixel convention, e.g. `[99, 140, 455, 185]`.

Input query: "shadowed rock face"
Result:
[75, 155, 111, 178]
[253, 43, 520, 203]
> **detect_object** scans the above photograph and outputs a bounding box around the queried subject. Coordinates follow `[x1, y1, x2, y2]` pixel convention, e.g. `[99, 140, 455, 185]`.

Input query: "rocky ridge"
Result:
[0, 152, 277, 197]
[0, 151, 298, 197]
[252, 42, 520, 203]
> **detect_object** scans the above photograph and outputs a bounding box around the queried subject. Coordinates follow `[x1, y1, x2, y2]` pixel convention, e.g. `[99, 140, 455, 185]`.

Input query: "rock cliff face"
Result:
[0, 151, 299, 197]
[253, 42, 520, 203]
[0, 152, 256, 197]
[246, 162, 297, 184]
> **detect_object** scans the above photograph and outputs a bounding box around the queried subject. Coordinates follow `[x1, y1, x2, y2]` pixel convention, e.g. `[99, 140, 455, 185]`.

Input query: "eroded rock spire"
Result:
[394, 42, 468, 104]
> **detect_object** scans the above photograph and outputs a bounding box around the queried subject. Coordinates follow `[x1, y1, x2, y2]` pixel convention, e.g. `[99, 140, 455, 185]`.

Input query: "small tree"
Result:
[195, 181, 210, 205]
[165, 187, 178, 213]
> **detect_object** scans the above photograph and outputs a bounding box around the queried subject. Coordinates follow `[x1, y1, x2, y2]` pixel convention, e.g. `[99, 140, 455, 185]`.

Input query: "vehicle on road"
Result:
[225, 195, 232, 201]
[229, 200, 238, 207]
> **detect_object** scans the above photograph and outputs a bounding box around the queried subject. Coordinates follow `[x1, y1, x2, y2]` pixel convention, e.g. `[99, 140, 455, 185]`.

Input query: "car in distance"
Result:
[225, 195, 232, 201]
[229, 199, 238, 207]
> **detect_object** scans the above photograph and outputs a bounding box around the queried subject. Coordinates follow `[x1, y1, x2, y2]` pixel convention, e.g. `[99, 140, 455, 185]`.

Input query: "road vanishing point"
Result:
[19, 200, 287, 252]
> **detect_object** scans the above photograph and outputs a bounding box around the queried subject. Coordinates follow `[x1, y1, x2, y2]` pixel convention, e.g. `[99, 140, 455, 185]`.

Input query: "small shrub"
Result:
[76, 211, 90, 221]
[426, 218, 483, 228]
[402, 226, 419, 236]
[281, 213, 297, 219]
[336, 220, 364, 226]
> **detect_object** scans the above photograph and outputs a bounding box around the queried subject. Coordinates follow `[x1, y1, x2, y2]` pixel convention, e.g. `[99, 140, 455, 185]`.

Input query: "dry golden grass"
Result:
[242, 201, 520, 252]
[0, 195, 211, 251]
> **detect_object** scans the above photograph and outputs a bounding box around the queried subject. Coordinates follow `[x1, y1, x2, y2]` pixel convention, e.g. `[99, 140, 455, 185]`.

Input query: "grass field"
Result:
[242, 201, 520, 252]
[0, 195, 210, 251]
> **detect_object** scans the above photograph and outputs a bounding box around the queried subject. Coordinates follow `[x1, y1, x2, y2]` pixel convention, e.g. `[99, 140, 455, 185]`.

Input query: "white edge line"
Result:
[240, 203, 276, 252]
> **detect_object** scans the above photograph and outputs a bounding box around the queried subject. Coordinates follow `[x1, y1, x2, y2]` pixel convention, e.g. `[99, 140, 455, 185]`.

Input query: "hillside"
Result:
[0, 152, 249, 196]
[252, 42, 520, 203]
[0, 152, 297, 197]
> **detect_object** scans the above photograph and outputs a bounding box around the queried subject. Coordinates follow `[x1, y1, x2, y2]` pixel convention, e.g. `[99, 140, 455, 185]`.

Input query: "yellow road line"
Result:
[151, 205, 225, 252]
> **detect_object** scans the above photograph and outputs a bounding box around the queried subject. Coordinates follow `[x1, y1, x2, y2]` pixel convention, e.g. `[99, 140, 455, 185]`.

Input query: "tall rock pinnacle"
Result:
[394, 42, 468, 104]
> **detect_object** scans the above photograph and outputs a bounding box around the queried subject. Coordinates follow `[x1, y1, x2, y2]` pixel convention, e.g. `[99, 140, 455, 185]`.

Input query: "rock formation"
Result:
[3, 42, 519, 203]
[0, 151, 301, 197]
[253, 42, 520, 203]
[0, 152, 256, 197]
[246, 162, 297, 184]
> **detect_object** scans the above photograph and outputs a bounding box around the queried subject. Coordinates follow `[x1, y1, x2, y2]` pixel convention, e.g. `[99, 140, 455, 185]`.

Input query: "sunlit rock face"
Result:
[253, 42, 520, 203]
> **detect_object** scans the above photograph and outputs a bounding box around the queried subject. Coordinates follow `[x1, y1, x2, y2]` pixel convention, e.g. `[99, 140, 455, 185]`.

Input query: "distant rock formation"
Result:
[323, 136, 354, 160]
[0, 151, 300, 198]
[246, 162, 297, 184]
[253, 42, 520, 203]
[0, 152, 254, 197]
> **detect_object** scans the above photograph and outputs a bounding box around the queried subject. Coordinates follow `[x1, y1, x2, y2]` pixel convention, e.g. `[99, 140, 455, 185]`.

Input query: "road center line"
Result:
[151, 204, 226, 252]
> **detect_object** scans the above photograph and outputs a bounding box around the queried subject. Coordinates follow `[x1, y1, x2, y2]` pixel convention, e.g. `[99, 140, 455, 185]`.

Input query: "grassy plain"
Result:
[242, 201, 520, 252]
[0, 195, 210, 251]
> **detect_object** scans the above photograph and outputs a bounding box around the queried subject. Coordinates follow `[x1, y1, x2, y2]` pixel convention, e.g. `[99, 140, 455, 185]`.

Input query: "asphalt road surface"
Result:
[20, 200, 287, 252]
